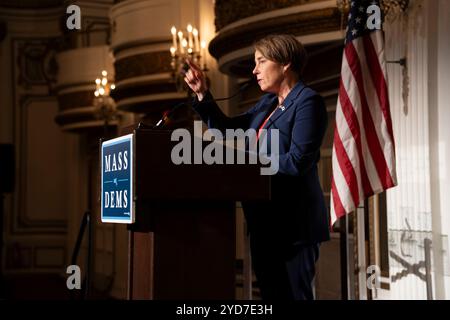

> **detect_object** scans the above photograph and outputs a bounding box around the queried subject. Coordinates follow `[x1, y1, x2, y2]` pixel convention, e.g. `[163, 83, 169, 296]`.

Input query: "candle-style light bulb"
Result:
[201, 40, 207, 58]
[171, 26, 177, 50]
[178, 31, 184, 53]
[187, 24, 193, 49]
[200, 40, 207, 69]
[193, 28, 199, 52]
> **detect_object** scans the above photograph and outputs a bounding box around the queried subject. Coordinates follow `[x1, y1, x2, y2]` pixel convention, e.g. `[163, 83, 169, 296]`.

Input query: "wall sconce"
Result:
[94, 70, 117, 132]
[170, 24, 208, 92]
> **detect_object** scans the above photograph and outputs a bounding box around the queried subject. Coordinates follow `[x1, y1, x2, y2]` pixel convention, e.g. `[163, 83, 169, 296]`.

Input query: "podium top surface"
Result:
[133, 128, 271, 202]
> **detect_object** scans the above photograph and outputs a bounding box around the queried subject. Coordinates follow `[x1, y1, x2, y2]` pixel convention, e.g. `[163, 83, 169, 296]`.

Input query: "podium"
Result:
[104, 127, 271, 299]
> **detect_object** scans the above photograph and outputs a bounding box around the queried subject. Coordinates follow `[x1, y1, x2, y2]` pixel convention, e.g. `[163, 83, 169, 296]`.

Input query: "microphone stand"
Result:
[148, 79, 255, 130]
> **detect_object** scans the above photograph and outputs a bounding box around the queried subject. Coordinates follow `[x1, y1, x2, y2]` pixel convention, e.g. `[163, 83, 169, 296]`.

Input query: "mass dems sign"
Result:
[101, 134, 134, 223]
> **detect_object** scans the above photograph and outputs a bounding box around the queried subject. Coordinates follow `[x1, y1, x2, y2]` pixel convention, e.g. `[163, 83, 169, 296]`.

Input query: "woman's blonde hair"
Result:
[254, 34, 308, 77]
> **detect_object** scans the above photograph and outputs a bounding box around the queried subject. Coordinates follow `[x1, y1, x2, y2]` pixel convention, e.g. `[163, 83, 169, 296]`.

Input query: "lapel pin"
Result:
[279, 105, 285, 111]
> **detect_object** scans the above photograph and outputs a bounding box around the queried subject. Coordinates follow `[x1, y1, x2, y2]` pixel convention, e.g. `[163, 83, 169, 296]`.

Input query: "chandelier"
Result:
[169, 24, 207, 92]
[93, 70, 117, 132]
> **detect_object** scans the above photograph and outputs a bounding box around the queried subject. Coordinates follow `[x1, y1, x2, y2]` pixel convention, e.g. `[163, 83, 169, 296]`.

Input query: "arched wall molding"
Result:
[209, 1, 342, 77]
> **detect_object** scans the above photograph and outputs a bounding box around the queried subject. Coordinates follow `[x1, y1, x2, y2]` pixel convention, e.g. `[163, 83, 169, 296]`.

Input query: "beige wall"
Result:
[0, 6, 70, 274]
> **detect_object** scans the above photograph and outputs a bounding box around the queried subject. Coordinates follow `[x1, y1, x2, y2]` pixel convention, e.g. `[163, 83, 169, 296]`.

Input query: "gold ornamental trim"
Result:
[209, 7, 341, 61]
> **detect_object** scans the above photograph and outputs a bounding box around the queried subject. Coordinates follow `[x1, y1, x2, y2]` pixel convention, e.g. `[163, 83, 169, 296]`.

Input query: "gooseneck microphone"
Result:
[152, 78, 255, 129]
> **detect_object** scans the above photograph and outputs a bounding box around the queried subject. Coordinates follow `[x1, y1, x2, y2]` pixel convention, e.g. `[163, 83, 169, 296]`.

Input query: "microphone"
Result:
[152, 78, 255, 129]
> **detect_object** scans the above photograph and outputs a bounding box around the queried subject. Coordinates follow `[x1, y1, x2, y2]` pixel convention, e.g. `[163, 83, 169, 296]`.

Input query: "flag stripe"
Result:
[363, 33, 396, 150]
[335, 98, 365, 204]
[332, 142, 354, 213]
[352, 39, 397, 188]
[369, 32, 389, 81]
[345, 42, 395, 189]
[338, 77, 373, 195]
[333, 124, 360, 206]
[340, 56, 384, 193]
[331, 176, 346, 220]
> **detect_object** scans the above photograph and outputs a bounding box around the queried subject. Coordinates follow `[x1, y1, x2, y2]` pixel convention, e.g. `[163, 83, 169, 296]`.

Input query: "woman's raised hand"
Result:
[183, 59, 208, 101]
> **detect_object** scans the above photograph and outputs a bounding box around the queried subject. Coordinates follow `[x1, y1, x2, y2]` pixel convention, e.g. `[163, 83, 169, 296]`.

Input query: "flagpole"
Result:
[364, 198, 372, 300]
[356, 202, 368, 300]
[346, 213, 352, 299]
[339, 214, 349, 300]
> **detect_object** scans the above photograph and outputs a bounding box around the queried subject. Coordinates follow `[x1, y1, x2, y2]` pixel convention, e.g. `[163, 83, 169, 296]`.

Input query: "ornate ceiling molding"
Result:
[214, 0, 327, 31]
[0, 0, 63, 9]
[112, 50, 187, 114]
[209, 7, 342, 77]
[57, 90, 94, 111]
[114, 51, 172, 82]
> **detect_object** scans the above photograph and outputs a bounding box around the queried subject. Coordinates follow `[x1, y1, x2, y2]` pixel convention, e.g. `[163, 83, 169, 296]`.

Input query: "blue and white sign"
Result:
[101, 134, 134, 224]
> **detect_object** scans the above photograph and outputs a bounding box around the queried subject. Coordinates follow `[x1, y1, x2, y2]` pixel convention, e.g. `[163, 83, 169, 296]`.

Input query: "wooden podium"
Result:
[126, 127, 271, 299]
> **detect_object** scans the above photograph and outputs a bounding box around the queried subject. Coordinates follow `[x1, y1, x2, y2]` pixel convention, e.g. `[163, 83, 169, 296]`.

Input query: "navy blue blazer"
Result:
[192, 81, 330, 244]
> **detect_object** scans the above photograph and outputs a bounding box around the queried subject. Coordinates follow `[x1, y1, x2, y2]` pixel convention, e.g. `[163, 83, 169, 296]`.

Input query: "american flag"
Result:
[330, 0, 397, 227]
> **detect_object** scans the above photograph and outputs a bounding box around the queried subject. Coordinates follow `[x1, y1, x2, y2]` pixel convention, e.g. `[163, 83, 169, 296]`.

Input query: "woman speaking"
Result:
[184, 34, 330, 300]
